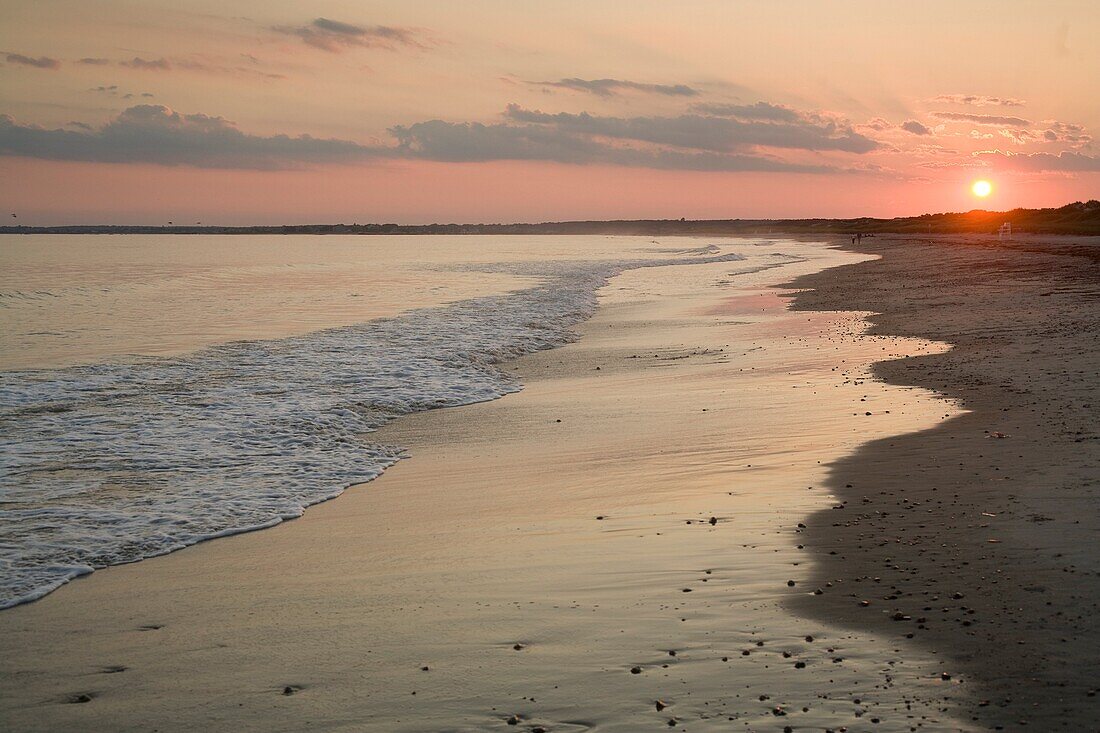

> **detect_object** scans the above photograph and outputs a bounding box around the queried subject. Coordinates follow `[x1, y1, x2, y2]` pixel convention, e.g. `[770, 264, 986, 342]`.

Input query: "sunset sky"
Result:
[2, 0, 1098, 224]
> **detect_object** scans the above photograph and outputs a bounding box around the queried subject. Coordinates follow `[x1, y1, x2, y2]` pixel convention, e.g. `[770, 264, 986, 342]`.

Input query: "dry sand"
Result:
[3, 236, 1095, 731]
[787, 234, 1100, 730]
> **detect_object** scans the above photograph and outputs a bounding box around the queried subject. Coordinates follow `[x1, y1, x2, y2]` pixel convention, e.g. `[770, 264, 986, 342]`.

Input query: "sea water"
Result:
[0, 235, 800, 608]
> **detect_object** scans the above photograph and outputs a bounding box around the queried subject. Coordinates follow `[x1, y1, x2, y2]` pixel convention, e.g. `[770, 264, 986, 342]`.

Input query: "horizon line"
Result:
[4, 200, 1098, 232]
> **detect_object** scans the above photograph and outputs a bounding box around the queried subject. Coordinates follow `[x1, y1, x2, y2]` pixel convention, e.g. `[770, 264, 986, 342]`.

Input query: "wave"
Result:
[0, 249, 750, 609]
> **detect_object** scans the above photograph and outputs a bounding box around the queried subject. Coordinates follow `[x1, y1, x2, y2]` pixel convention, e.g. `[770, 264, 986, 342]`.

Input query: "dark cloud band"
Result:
[5, 53, 60, 70]
[901, 120, 932, 135]
[932, 94, 1026, 107]
[531, 78, 699, 98]
[502, 104, 878, 154]
[274, 17, 426, 52]
[0, 102, 879, 173]
[933, 111, 1033, 127]
[0, 106, 376, 170]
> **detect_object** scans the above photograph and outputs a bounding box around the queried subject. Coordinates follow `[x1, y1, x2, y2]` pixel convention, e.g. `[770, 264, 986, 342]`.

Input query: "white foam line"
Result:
[0, 247, 758, 609]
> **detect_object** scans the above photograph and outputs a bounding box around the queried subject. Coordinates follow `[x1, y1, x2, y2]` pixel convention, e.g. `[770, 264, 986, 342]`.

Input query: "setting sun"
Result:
[4, 4, 1100, 733]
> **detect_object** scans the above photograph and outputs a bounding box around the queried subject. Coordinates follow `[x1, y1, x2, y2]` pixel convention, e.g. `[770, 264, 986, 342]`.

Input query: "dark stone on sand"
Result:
[782, 237, 1100, 728]
[506, 713, 520, 725]
[787, 579, 796, 586]
[513, 643, 524, 650]
[282, 686, 298, 695]
[631, 666, 642, 674]
[66, 693, 94, 704]
[655, 699, 668, 711]
[709, 516, 718, 525]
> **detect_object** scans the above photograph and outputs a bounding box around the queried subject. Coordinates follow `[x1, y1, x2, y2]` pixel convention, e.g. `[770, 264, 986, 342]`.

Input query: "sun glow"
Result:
[972, 180, 993, 198]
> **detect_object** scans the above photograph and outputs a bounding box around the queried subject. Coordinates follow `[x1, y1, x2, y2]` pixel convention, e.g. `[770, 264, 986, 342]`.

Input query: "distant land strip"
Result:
[3, 201, 1098, 236]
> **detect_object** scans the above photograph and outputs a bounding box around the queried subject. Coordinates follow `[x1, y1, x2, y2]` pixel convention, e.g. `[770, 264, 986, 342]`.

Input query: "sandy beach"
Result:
[1, 235, 1097, 731]
[787, 234, 1100, 730]
[0, 241, 953, 732]
[5, 2, 1099, 730]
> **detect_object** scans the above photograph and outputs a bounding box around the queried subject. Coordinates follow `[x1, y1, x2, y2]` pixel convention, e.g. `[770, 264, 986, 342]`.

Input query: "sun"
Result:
[971, 180, 993, 198]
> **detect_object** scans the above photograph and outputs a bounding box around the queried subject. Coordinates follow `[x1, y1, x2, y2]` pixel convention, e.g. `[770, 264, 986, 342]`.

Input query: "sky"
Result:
[1, 0, 1098, 224]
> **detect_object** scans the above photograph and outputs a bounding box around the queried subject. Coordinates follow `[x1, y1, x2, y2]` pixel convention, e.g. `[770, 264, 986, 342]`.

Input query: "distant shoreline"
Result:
[3, 200, 1099, 236]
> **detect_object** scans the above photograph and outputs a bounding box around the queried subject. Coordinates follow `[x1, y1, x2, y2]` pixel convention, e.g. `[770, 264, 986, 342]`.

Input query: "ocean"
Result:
[0, 234, 801, 608]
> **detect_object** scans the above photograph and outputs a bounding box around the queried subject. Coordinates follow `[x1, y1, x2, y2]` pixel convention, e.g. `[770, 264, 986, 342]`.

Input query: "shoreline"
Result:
[785, 234, 1100, 729]
[0, 243, 750, 610]
[1, 238, 996, 731]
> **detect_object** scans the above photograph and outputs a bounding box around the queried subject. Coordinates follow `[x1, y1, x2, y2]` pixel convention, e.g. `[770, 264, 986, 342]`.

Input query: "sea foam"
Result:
[0, 249, 754, 608]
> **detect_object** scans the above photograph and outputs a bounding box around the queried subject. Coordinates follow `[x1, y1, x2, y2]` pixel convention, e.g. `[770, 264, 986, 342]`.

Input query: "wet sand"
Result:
[0, 237, 1047, 732]
[786, 234, 1100, 730]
